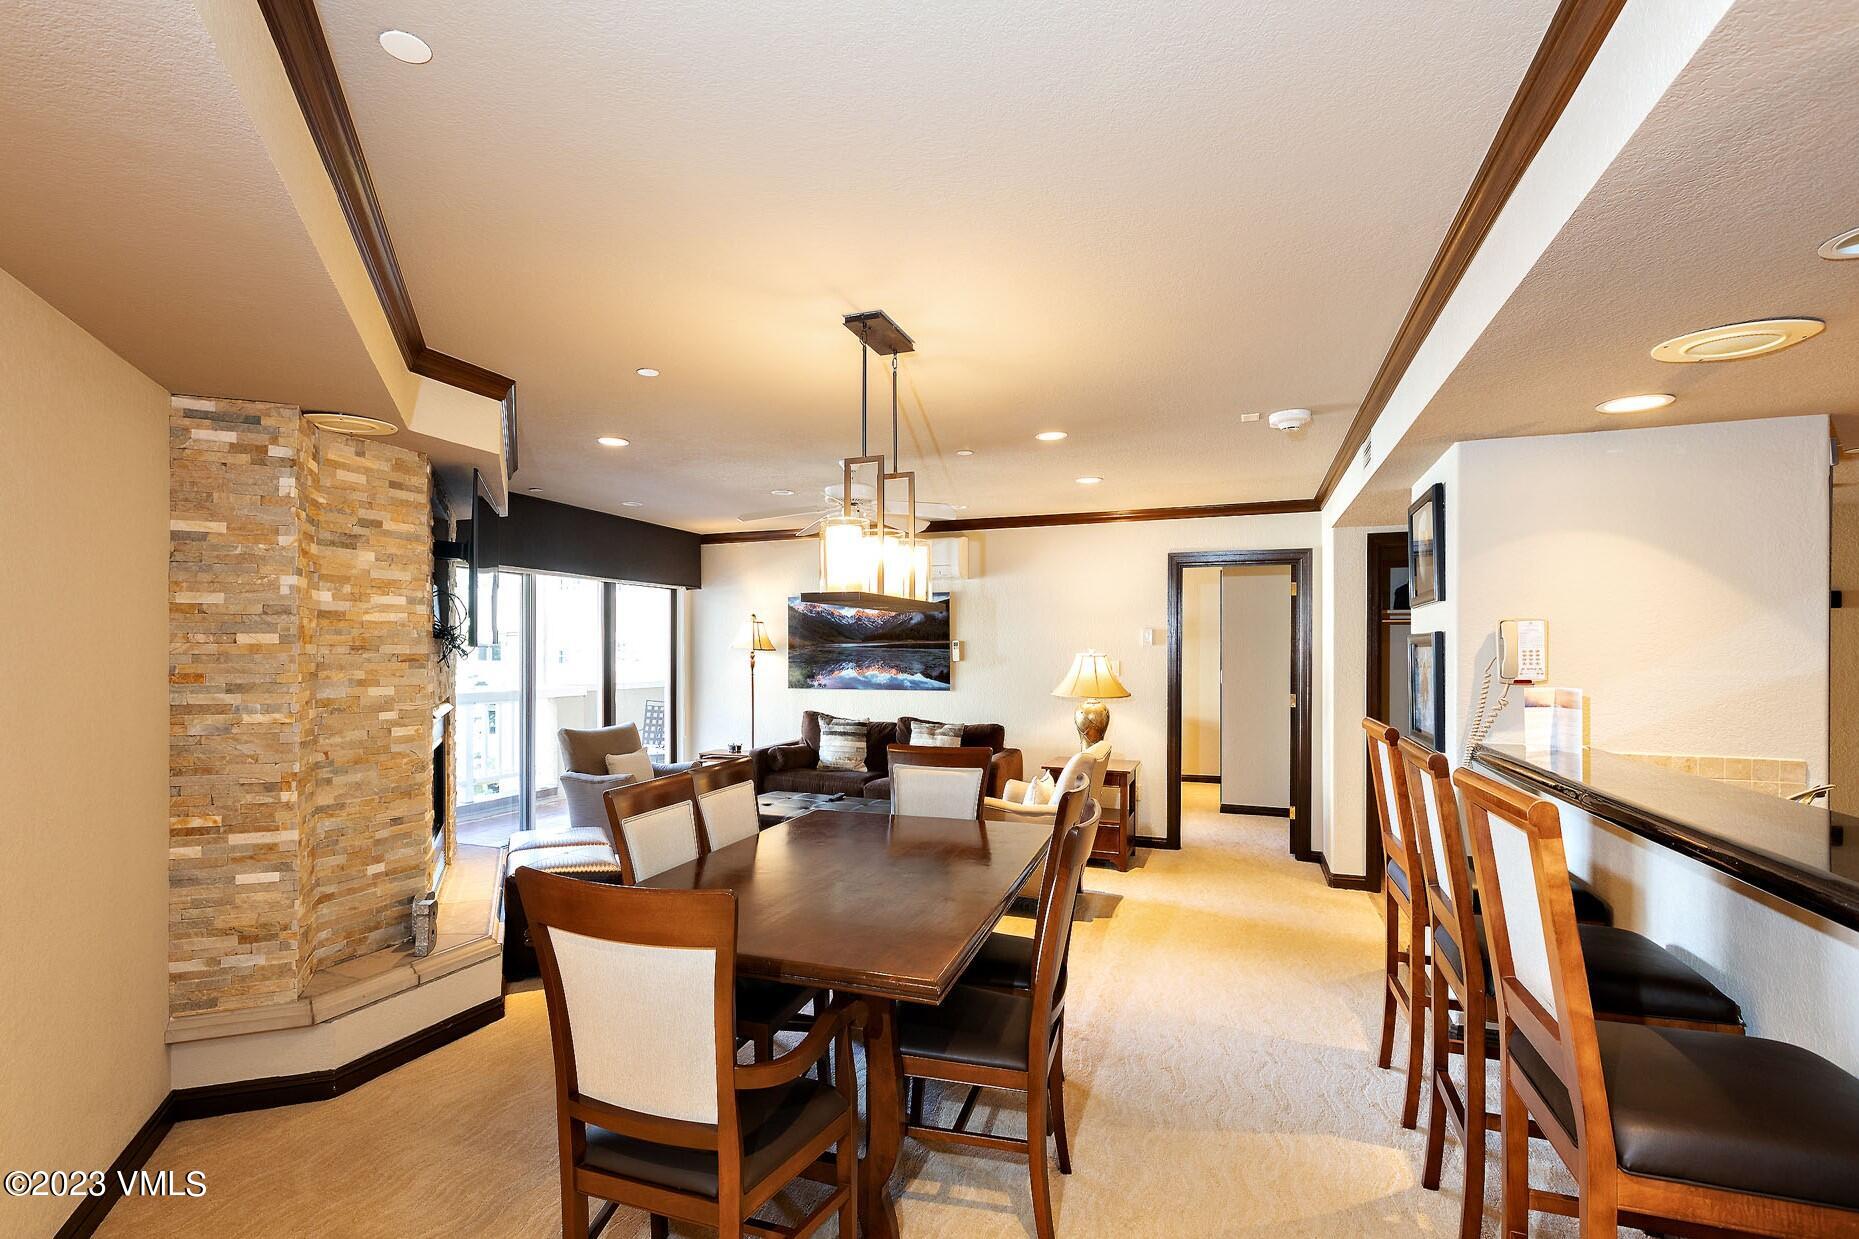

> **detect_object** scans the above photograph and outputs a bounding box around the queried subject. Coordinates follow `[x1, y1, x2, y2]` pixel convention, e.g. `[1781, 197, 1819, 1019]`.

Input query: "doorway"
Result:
[1164, 549, 1313, 855]
[1362, 531, 1411, 889]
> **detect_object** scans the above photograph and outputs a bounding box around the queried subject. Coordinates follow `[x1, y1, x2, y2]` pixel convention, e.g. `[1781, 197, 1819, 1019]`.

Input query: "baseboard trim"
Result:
[1219, 802, 1290, 817]
[1317, 853, 1375, 891]
[1131, 834, 1178, 851]
[170, 995, 504, 1121]
[53, 1097, 176, 1239]
[1180, 773, 1220, 784]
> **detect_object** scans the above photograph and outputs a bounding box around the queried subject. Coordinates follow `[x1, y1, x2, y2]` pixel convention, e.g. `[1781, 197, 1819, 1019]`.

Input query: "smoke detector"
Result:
[1267, 408, 1312, 433]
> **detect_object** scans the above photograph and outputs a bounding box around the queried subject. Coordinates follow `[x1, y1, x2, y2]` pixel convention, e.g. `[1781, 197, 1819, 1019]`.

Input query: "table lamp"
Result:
[1052, 651, 1130, 750]
[732, 614, 777, 749]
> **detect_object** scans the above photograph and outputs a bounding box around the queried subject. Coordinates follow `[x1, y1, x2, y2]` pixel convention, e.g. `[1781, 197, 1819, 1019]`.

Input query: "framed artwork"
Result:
[1407, 482, 1445, 606]
[1408, 630, 1446, 751]
[786, 593, 952, 690]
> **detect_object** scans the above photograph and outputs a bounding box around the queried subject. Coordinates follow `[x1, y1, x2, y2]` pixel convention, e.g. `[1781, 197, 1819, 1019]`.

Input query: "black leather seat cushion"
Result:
[736, 978, 815, 1027]
[582, 1077, 846, 1199]
[960, 932, 1034, 992]
[899, 984, 1032, 1072]
[1387, 858, 1411, 900]
[1432, 919, 1740, 1028]
[762, 768, 880, 797]
[1469, 874, 1612, 926]
[1513, 1021, 1859, 1211]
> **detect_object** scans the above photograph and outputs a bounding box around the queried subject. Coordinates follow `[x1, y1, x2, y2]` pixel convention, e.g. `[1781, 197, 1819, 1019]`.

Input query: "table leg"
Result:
[859, 996, 904, 1239]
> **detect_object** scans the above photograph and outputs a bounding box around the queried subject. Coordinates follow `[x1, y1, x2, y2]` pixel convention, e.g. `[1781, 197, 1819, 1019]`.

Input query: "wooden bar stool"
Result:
[1364, 717, 1428, 1130]
[1397, 741, 1743, 1239]
[1455, 767, 1859, 1237]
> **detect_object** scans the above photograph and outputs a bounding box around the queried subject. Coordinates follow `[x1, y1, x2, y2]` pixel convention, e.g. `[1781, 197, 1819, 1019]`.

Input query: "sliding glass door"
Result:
[531, 574, 606, 832]
[454, 570, 527, 844]
[614, 583, 675, 764]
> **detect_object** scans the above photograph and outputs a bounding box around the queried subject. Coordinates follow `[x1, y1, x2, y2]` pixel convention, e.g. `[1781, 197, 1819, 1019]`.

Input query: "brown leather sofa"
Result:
[751, 710, 1023, 799]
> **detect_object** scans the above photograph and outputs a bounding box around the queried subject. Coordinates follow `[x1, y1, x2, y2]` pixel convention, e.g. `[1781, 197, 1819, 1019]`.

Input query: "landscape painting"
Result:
[787, 594, 951, 691]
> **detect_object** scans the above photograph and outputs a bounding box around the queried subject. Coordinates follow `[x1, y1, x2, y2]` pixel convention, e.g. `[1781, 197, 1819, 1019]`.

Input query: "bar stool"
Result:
[1397, 742, 1743, 1239]
[1456, 768, 1859, 1236]
[1364, 718, 1429, 1129]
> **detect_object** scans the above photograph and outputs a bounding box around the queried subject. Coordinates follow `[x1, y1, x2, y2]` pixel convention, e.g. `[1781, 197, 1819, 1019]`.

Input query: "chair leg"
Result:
[1421, 962, 1449, 1190]
[1027, 1089, 1056, 1239]
[648, 1216, 667, 1239]
[1049, 1057, 1073, 1175]
[1500, 1075, 1530, 1239]
[754, 1030, 774, 1064]
[562, 1187, 588, 1239]
[908, 1076, 925, 1126]
[1400, 923, 1426, 1130]
[1460, 1021, 1488, 1239]
[1377, 893, 1399, 1070]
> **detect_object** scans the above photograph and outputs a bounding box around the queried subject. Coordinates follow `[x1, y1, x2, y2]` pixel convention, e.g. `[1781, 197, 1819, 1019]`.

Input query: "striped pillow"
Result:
[910, 720, 966, 748]
[817, 718, 870, 772]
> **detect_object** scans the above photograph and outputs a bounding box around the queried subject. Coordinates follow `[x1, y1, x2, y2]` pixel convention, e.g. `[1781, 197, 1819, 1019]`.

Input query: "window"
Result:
[614, 583, 675, 764]
[455, 570, 527, 842]
[531, 574, 606, 831]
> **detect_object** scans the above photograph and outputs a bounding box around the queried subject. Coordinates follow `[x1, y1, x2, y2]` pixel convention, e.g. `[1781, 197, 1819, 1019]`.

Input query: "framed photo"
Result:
[786, 593, 952, 690]
[1407, 482, 1445, 606]
[1408, 631, 1446, 751]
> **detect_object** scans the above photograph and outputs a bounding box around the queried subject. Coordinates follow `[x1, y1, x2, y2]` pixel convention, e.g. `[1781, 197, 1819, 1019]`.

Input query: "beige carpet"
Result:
[102, 785, 1596, 1237]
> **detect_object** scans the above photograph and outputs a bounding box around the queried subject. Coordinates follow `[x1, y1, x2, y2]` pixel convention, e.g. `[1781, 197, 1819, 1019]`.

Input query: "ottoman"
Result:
[502, 842, 623, 980]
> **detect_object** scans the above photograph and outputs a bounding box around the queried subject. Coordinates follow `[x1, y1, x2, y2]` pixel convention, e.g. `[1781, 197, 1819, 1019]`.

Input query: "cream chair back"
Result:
[697, 781, 760, 850]
[893, 764, 988, 819]
[621, 803, 703, 881]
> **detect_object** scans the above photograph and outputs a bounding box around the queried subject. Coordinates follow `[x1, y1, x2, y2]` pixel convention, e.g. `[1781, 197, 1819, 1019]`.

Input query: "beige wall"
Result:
[1220, 565, 1293, 809]
[1831, 468, 1859, 818]
[0, 268, 171, 1238]
[1179, 567, 1222, 777]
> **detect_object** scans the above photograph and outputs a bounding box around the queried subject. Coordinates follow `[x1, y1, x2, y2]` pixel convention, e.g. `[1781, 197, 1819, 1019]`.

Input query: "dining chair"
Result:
[886, 744, 994, 819]
[692, 757, 762, 851]
[515, 871, 862, 1239]
[959, 773, 1095, 993]
[1399, 741, 1744, 1239]
[899, 813, 1100, 1239]
[1455, 767, 1859, 1237]
[1364, 716, 1428, 1130]
[604, 772, 816, 1064]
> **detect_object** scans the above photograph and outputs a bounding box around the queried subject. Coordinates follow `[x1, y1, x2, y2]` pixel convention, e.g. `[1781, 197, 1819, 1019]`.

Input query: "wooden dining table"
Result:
[640, 807, 1052, 1239]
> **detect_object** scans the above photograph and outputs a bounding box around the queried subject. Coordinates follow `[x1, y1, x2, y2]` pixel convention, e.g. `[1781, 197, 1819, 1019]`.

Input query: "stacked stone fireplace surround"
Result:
[168, 397, 449, 1020]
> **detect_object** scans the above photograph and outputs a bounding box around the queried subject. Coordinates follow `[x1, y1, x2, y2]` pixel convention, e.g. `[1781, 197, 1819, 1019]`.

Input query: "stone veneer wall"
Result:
[169, 397, 437, 1016]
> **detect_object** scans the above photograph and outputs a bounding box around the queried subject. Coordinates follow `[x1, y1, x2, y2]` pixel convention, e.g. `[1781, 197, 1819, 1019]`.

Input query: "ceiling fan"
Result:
[737, 481, 959, 533]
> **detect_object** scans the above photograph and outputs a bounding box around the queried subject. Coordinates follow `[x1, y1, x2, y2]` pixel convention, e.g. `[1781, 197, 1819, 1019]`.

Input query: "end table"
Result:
[1041, 755, 1139, 870]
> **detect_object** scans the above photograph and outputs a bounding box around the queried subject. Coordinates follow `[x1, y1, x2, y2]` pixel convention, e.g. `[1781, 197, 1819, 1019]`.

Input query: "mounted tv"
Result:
[786, 593, 951, 691]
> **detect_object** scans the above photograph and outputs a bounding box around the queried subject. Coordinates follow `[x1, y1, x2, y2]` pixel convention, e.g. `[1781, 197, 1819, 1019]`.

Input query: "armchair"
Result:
[557, 722, 695, 835]
[986, 741, 1112, 823]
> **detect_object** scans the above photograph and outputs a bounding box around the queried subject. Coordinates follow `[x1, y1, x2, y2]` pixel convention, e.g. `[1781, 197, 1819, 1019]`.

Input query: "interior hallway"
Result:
[101, 784, 1589, 1237]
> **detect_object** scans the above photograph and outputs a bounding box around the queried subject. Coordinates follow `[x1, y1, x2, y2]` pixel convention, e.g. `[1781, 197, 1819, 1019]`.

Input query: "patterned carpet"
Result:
[101, 785, 1597, 1237]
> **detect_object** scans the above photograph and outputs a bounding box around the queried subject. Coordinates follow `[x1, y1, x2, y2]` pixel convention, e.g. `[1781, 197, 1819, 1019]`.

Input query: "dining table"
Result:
[640, 807, 1053, 1239]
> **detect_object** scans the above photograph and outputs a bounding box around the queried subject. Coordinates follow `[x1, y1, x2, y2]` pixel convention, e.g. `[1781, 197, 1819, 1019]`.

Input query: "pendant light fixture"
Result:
[801, 311, 937, 613]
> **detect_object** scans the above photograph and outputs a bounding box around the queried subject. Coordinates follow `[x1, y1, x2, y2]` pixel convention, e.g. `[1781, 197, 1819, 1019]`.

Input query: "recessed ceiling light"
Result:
[378, 30, 432, 64]
[1035, 431, 1068, 442]
[1595, 393, 1676, 415]
[1075, 476, 1103, 485]
[527, 487, 542, 494]
[955, 448, 975, 457]
[952, 504, 968, 511]
[635, 367, 659, 378]
[1651, 318, 1824, 363]
[596, 436, 630, 448]
[621, 500, 644, 508]
[1818, 227, 1859, 261]
[770, 488, 795, 496]
[304, 412, 395, 436]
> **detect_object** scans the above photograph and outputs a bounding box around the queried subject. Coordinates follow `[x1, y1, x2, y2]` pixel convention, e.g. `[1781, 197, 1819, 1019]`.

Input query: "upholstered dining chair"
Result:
[691, 757, 761, 851]
[899, 813, 1100, 1239]
[603, 772, 816, 1064]
[515, 871, 861, 1239]
[1455, 767, 1859, 1237]
[1364, 716, 1429, 1130]
[958, 774, 1095, 994]
[1398, 741, 1743, 1239]
[886, 744, 994, 819]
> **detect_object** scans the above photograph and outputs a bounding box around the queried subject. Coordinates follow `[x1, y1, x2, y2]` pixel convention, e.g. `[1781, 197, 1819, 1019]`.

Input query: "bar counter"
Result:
[1473, 743, 1859, 933]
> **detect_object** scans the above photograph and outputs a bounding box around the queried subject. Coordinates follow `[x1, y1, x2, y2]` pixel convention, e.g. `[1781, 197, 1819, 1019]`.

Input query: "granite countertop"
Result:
[1472, 743, 1859, 931]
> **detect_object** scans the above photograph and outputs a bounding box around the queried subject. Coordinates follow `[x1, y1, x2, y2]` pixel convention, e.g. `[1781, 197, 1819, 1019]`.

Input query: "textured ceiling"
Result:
[315, 0, 1559, 531]
[1341, 0, 1859, 526]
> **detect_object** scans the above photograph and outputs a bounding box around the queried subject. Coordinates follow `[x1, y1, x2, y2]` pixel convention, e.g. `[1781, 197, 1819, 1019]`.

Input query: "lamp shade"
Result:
[1051, 651, 1129, 700]
[732, 614, 776, 652]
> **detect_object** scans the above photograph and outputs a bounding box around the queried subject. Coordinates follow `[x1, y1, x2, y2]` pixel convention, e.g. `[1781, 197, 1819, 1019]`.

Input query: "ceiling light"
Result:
[635, 367, 659, 378]
[1595, 393, 1675, 415]
[955, 448, 975, 457]
[1818, 228, 1859, 261]
[596, 436, 630, 448]
[953, 504, 968, 511]
[527, 487, 542, 494]
[1651, 318, 1824, 363]
[771, 488, 795, 496]
[1075, 476, 1103, 485]
[1035, 431, 1068, 442]
[621, 500, 644, 508]
[378, 30, 432, 64]
[303, 412, 395, 436]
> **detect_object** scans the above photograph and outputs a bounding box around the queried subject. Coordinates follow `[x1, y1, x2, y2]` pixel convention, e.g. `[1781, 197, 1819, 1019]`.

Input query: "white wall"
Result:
[1179, 567, 1221, 777]
[1412, 417, 1829, 775]
[0, 267, 171, 1239]
[1220, 565, 1292, 808]
[1317, 522, 1379, 877]
[689, 513, 1323, 840]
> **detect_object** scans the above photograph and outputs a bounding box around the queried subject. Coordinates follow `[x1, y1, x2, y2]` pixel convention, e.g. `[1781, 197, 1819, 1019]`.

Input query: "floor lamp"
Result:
[732, 614, 777, 749]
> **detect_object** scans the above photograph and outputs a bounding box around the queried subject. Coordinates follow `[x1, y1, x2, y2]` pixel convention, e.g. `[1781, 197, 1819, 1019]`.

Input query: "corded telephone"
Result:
[1497, 618, 1548, 684]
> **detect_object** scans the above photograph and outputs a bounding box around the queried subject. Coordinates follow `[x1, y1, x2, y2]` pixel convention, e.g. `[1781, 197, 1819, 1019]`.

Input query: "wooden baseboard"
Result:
[53, 1097, 176, 1239]
[1317, 853, 1375, 891]
[1180, 773, 1220, 784]
[171, 996, 504, 1121]
[1219, 802, 1290, 817]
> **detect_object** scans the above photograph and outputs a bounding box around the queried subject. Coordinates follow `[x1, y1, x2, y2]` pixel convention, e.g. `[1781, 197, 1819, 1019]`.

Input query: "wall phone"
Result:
[1497, 618, 1548, 684]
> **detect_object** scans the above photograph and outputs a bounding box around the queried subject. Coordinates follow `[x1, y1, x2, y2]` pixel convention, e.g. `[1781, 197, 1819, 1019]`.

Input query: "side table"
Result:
[1041, 754, 1139, 870]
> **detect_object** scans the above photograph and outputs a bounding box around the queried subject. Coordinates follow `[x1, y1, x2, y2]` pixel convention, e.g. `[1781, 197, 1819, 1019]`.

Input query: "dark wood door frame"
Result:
[1162, 549, 1314, 856]
[1362, 532, 1411, 890]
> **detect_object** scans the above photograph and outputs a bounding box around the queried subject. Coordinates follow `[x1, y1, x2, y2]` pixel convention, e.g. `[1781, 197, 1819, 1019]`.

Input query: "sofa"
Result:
[556, 722, 695, 835]
[751, 710, 1023, 800]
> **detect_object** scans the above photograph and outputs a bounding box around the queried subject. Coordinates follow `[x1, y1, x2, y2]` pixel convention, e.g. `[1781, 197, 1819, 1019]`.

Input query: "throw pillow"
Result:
[604, 748, 655, 784]
[1021, 771, 1057, 806]
[817, 718, 870, 772]
[910, 720, 966, 748]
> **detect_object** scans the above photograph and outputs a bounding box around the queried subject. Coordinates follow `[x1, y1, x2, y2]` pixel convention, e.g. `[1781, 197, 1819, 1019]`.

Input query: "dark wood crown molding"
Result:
[698, 496, 1322, 544]
[256, 0, 519, 472]
[1312, 0, 1627, 508]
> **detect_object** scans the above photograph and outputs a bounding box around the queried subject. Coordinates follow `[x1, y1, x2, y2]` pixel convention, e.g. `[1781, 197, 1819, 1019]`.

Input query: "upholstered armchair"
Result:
[556, 722, 694, 835]
[984, 741, 1112, 823]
